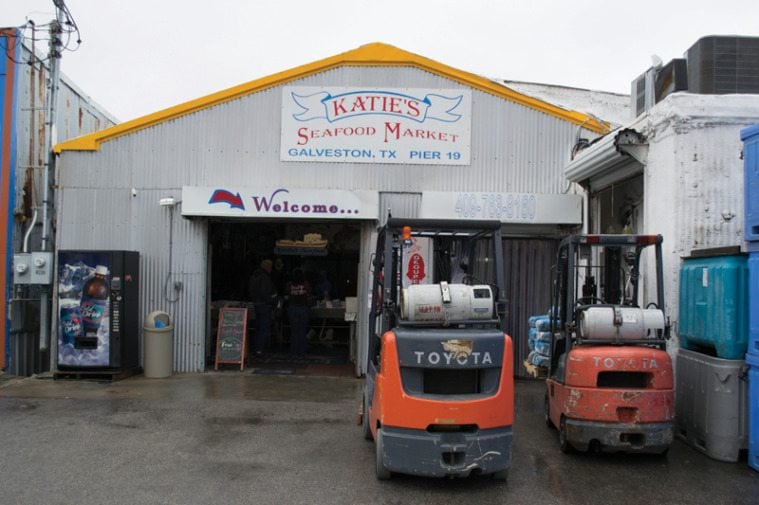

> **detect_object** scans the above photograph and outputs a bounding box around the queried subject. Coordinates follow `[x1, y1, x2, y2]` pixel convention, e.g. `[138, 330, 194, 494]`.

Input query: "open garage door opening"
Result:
[207, 220, 361, 371]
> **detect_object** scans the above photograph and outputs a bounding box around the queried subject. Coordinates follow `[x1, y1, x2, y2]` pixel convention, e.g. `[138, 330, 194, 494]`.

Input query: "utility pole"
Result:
[43, 5, 63, 252]
[39, 3, 64, 354]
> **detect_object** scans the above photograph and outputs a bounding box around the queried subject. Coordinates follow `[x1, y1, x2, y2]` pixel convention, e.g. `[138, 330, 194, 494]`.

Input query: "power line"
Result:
[4, 0, 82, 66]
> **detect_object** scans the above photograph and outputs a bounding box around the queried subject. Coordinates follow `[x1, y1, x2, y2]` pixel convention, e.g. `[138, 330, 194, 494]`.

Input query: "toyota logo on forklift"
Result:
[415, 338, 484, 365]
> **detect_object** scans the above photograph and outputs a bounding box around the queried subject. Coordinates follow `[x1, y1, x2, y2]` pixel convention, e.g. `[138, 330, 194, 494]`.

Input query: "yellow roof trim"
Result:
[55, 42, 609, 153]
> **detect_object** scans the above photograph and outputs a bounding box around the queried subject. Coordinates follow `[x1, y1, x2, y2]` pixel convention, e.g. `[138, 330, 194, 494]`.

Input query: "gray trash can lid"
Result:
[145, 310, 171, 329]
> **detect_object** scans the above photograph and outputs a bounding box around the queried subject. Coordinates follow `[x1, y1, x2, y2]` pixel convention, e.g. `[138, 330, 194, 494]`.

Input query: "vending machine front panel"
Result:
[57, 251, 139, 370]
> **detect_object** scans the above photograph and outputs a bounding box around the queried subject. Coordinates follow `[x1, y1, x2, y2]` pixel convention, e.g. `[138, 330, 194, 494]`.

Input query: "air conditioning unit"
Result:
[655, 58, 688, 103]
[632, 59, 689, 118]
[687, 35, 759, 94]
[631, 67, 657, 118]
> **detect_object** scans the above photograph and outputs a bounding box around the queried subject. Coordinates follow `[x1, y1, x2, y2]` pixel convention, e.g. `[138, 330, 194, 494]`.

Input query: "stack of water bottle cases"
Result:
[526, 313, 552, 373]
[675, 125, 758, 469]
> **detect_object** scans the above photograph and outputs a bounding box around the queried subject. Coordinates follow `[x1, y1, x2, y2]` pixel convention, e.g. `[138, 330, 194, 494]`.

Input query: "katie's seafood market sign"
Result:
[280, 87, 472, 165]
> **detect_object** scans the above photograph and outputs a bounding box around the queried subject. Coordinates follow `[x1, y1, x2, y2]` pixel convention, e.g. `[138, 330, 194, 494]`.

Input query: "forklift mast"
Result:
[367, 218, 507, 370]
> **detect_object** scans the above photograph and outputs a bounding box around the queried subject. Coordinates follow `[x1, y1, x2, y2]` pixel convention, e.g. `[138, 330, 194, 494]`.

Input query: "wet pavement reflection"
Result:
[0, 372, 757, 504]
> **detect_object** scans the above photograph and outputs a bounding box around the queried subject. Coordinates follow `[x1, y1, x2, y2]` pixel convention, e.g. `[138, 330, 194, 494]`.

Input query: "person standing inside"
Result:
[314, 270, 333, 302]
[286, 269, 312, 355]
[248, 259, 275, 354]
[271, 257, 286, 295]
[270, 257, 286, 349]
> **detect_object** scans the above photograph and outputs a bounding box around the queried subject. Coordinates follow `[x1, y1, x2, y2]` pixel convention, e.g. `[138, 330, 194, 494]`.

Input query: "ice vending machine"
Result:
[57, 250, 140, 370]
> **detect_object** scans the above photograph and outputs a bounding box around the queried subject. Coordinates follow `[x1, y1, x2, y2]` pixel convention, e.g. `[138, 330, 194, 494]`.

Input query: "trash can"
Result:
[143, 311, 173, 378]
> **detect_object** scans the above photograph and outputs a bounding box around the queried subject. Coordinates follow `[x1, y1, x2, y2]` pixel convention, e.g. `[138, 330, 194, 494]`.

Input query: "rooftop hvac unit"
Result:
[632, 59, 689, 118]
[655, 59, 688, 102]
[687, 35, 759, 94]
[631, 67, 657, 118]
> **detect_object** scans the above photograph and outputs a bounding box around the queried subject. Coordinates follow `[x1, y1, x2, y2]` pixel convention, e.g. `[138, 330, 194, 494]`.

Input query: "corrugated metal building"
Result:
[1, 28, 117, 374]
[53, 42, 617, 375]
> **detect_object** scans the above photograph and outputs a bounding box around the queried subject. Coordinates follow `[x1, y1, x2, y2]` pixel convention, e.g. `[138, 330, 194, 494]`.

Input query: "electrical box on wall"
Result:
[13, 253, 32, 284]
[31, 252, 54, 284]
[13, 252, 54, 285]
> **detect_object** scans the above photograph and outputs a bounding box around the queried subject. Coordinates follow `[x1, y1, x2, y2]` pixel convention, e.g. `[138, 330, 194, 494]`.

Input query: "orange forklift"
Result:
[545, 234, 674, 454]
[361, 218, 513, 480]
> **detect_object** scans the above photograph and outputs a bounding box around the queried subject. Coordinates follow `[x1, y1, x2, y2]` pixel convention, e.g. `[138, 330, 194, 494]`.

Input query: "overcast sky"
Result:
[5, 0, 759, 122]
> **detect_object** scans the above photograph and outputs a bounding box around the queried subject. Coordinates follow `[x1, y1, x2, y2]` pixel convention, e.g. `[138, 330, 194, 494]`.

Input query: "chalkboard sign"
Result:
[214, 308, 248, 371]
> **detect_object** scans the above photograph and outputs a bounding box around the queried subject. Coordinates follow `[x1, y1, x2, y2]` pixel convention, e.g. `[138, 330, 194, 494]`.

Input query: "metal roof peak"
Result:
[55, 42, 609, 153]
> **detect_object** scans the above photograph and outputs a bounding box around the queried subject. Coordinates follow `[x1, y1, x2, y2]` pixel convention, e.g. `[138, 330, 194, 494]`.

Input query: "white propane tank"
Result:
[401, 283, 494, 322]
[578, 306, 665, 340]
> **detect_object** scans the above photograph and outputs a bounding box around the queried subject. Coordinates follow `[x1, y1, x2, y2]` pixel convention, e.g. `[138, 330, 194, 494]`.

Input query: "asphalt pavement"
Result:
[1, 370, 757, 505]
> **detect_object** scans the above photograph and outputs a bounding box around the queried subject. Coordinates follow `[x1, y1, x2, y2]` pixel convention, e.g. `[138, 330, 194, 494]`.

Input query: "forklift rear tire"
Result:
[491, 469, 508, 482]
[375, 428, 391, 480]
[544, 394, 554, 429]
[559, 417, 575, 454]
[362, 388, 372, 441]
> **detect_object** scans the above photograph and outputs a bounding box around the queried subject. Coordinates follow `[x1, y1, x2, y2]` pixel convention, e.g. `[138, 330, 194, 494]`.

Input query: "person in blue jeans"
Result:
[286, 269, 312, 355]
[248, 259, 275, 353]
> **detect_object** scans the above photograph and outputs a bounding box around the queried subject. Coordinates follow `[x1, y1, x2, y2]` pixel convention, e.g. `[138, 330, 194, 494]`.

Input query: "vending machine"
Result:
[57, 250, 140, 370]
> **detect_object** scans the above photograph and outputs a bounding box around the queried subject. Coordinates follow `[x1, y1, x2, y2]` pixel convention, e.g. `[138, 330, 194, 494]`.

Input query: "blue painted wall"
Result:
[0, 30, 20, 369]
